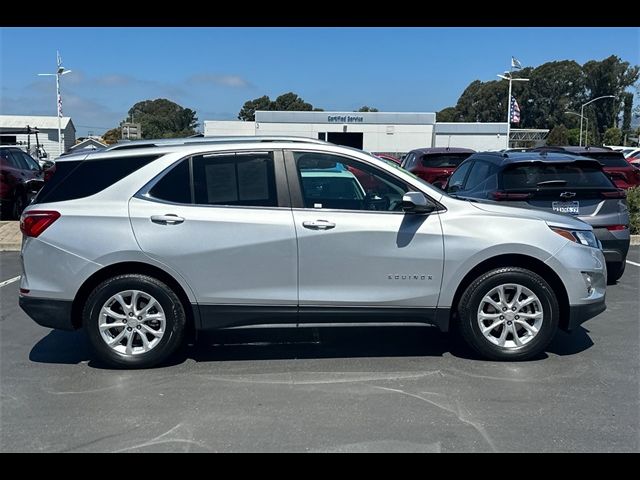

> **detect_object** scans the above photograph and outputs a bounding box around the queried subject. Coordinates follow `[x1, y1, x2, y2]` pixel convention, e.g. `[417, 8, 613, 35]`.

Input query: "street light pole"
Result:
[579, 95, 615, 147]
[37, 51, 72, 157]
[565, 111, 587, 145]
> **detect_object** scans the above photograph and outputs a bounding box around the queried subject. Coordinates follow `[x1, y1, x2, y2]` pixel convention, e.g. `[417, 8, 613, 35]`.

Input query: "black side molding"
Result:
[19, 296, 74, 330]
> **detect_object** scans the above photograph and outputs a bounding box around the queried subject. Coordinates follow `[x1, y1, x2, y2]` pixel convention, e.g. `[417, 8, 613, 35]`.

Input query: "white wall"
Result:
[204, 121, 255, 136]
[9, 125, 76, 160]
[434, 133, 507, 151]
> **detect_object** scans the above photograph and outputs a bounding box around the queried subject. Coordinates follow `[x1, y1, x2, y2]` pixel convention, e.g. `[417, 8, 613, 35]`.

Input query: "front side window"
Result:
[446, 161, 472, 193]
[293, 151, 410, 212]
[192, 152, 277, 207]
[464, 161, 495, 192]
[20, 152, 41, 171]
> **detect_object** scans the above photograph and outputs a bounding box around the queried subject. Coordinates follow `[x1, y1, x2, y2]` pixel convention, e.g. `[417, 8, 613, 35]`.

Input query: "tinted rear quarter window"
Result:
[147, 159, 192, 204]
[35, 155, 158, 204]
[421, 154, 471, 168]
[502, 163, 615, 190]
[580, 152, 630, 168]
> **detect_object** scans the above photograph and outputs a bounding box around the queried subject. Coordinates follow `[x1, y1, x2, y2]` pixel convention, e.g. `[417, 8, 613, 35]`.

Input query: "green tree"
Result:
[603, 127, 623, 146]
[238, 95, 273, 121]
[356, 106, 378, 112]
[127, 99, 197, 139]
[567, 128, 581, 146]
[622, 91, 633, 133]
[437, 107, 458, 122]
[583, 55, 639, 137]
[546, 124, 569, 145]
[102, 127, 122, 145]
[237, 92, 321, 121]
[272, 92, 314, 112]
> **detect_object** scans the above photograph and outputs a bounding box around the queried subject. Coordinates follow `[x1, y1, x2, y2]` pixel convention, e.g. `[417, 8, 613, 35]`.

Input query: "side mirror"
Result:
[42, 161, 55, 170]
[401, 192, 437, 214]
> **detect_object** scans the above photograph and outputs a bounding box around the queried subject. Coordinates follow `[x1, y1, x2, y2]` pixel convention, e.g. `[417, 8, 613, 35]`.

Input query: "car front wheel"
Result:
[456, 267, 559, 361]
[83, 274, 186, 368]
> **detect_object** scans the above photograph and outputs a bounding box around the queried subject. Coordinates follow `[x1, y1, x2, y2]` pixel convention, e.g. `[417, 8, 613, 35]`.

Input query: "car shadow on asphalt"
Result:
[28, 325, 595, 368]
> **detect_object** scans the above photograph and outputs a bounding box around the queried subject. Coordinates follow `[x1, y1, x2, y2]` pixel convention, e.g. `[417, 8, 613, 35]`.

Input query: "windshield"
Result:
[502, 163, 615, 190]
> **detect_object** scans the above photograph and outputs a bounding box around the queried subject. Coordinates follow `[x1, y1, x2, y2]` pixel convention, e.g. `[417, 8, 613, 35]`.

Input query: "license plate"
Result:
[552, 201, 580, 215]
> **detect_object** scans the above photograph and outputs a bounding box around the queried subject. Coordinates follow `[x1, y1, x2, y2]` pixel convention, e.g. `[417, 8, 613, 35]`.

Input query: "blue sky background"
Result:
[1, 27, 638, 136]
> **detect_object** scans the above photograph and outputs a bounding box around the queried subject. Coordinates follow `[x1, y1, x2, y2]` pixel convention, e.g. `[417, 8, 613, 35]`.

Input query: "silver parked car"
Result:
[19, 138, 607, 368]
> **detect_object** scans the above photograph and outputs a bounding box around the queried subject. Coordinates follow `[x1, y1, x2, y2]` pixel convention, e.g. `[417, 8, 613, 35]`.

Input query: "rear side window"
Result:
[421, 154, 471, 168]
[148, 159, 192, 204]
[502, 163, 616, 190]
[192, 152, 277, 207]
[35, 155, 158, 204]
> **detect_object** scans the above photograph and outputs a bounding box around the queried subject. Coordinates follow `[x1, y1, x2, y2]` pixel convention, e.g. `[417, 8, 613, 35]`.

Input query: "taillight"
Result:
[601, 190, 626, 199]
[606, 225, 628, 231]
[20, 210, 60, 237]
[491, 191, 532, 200]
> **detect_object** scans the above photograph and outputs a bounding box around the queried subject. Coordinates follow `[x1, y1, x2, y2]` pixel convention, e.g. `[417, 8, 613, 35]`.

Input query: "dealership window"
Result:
[293, 151, 410, 212]
[192, 152, 278, 207]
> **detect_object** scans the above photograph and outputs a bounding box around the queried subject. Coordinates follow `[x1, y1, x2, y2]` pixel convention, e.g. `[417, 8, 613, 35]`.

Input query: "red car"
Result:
[532, 146, 640, 189]
[0, 147, 46, 219]
[401, 147, 475, 186]
[372, 153, 402, 165]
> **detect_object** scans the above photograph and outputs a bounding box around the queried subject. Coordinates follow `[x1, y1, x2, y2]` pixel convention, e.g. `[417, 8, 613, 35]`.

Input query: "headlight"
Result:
[550, 226, 599, 248]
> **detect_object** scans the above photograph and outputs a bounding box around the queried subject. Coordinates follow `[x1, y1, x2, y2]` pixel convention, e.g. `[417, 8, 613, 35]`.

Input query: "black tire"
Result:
[456, 267, 559, 361]
[606, 261, 625, 285]
[12, 191, 27, 219]
[83, 274, 186, 368]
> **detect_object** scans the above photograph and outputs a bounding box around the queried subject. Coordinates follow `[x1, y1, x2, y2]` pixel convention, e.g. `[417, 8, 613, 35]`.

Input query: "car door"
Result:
[129, 149, 298, 309]
[285, 149, 444, 311]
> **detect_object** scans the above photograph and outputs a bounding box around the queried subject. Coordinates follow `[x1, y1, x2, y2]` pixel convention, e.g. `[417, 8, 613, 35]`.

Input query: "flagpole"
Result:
[507, 64, 513, 148]
[56, 69, 62, 156]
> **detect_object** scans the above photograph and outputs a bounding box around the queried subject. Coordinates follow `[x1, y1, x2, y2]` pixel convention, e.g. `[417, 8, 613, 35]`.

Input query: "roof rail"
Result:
[105, 135, 329, 151]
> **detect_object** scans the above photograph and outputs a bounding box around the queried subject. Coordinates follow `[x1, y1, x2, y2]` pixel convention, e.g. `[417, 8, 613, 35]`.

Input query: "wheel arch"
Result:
[450, 254, 570, 331]
[71, 261, 199, 334]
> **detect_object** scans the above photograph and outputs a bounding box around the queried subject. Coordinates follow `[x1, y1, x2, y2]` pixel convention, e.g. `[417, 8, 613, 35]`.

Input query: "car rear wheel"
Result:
[12, 191, 27, 219]
[456, 267, 559, 361]
[606, 261, 625, 284]
[83, 274, 186, 368]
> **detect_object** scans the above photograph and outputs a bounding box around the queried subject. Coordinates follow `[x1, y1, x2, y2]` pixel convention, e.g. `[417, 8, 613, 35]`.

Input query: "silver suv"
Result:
[19, 139, 607, 368]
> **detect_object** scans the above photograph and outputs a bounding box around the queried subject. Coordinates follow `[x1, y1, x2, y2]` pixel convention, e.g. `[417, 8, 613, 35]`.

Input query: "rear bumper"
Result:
[19, 296, 74, 330]
[566, 298, 606, 332]
[594, 229, 630, 265]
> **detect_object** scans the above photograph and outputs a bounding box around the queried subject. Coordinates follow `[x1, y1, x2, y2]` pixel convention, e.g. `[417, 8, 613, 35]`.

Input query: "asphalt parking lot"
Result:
[0, 249, 638, 452]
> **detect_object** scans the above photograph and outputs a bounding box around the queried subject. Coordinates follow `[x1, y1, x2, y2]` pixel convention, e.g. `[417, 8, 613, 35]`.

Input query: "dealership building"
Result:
[204, 111, 531, 154]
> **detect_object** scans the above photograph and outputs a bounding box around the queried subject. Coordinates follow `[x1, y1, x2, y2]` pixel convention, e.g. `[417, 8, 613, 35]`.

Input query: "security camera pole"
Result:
[38, 51, 72, 157]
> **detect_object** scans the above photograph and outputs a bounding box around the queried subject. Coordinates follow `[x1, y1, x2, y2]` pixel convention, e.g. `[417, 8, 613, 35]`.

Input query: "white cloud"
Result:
[188, 74, 252, 88]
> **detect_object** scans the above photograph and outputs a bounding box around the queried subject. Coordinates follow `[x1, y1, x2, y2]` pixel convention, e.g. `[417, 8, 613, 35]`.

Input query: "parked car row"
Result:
[0, 146, 55, 220]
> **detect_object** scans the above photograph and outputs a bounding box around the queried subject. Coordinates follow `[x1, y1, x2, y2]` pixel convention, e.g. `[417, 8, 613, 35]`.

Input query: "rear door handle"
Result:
[150, 214, 184, 225]
[302, 220, 335, 230]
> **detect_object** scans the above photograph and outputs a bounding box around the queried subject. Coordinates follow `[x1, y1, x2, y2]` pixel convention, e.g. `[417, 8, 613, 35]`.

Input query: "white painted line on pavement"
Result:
[626, 260, 640, 267]
[0, 275, 20, 288]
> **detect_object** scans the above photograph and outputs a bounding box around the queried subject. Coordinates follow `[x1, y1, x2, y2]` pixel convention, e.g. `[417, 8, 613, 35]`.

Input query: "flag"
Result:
[510, 96, 521, 124]
[57, 91, 63, 117]
[511, 56, 522, 69]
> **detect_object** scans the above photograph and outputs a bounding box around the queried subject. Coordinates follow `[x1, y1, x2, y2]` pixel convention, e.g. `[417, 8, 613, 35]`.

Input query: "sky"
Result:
[1, 27, 638, 137]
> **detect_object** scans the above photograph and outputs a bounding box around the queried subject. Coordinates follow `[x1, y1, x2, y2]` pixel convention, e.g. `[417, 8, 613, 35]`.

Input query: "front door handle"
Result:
[302, 220, 335, 230]
[150, 214, 185, 225]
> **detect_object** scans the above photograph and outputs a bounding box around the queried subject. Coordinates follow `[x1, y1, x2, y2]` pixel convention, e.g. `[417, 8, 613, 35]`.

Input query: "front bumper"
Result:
[567, 298, 606, 332]
[19, 296, 74, 330]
